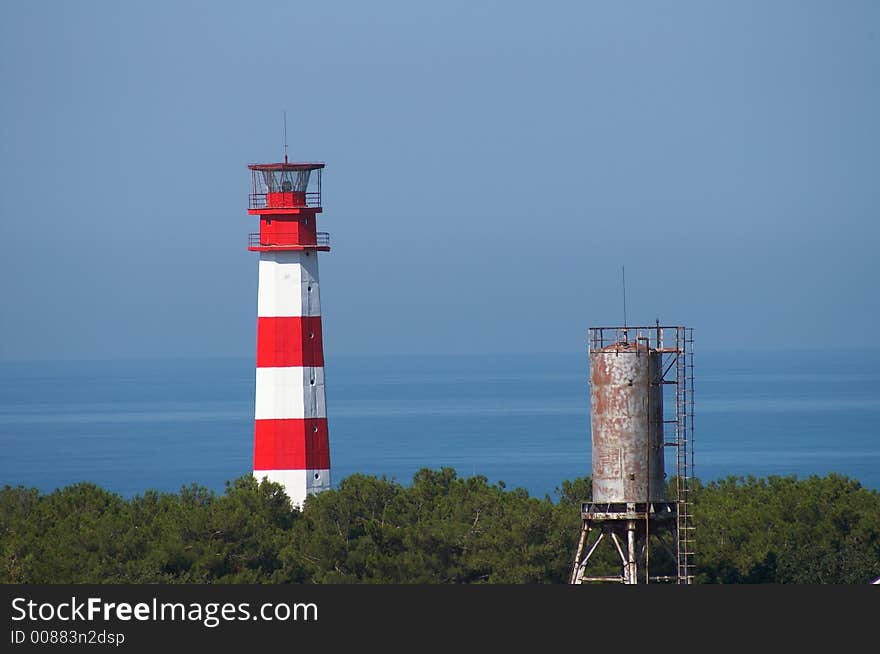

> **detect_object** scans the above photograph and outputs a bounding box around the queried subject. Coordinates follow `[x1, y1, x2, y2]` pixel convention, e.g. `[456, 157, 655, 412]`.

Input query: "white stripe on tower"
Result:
[257, 249, 321, 318]
[254, 367, 326, 420]
[253, 250, 330, 508]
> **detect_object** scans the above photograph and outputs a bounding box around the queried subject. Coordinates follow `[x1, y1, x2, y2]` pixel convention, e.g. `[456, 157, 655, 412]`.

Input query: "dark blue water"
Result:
[1, 351, 878, 499]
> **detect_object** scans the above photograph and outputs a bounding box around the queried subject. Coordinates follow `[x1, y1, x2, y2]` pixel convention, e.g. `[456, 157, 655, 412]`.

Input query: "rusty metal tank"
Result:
[590, 340, 665, 503]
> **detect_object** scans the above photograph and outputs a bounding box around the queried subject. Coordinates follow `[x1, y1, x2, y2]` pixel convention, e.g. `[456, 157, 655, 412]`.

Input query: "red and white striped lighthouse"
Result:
[247, 159, 331, 507]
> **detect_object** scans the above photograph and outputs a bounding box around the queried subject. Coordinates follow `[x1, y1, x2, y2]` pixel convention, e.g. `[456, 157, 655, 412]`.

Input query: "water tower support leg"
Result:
[570, 524, 606, 584]
[625, 521, 638, 585]
[569, 522, 590, 584]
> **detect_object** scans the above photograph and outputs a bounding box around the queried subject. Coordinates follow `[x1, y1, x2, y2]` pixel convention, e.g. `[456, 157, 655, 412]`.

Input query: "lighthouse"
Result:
[247, 159, 331, 508]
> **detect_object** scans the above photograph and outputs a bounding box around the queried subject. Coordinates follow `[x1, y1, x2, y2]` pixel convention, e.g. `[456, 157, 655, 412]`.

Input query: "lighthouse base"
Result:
[253, 468, 331, 509]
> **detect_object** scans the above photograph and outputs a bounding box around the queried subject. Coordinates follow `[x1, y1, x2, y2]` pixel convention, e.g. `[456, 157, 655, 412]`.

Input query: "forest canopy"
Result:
[1, 470, 878, 584]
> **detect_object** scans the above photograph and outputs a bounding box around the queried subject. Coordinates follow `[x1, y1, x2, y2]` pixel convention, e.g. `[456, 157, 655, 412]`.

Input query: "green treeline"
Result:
[1, 469, 878, 584]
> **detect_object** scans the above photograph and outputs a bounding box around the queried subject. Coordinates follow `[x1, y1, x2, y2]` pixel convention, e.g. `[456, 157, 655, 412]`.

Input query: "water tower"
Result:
[246, 159, 331, 508]
[570, 324, 695, 584]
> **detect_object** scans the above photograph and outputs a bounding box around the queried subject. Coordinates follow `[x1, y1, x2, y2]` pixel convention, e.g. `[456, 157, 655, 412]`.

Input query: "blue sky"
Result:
[1, 1, 878, 360]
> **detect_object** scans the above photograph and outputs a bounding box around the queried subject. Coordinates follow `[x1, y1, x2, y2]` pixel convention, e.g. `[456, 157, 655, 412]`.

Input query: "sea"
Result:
[1, 350, 878, 500]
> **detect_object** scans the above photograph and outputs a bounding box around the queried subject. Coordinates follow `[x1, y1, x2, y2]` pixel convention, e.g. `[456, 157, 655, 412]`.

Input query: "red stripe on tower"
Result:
[253, 419, 331, 470]
[256, 317, 324, 367]
[246, 160, 331, 508]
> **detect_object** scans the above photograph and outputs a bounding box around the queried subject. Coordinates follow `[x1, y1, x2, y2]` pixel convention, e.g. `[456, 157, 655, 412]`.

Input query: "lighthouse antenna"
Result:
[282, 111, 289, 164]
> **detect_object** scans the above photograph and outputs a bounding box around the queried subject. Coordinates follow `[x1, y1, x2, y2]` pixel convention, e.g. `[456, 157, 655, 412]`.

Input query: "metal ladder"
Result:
[674, 327, 695, 584]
